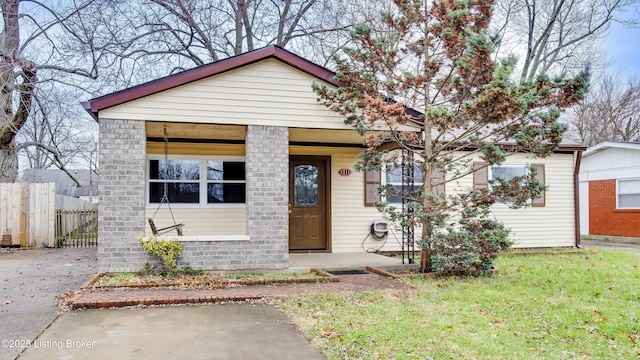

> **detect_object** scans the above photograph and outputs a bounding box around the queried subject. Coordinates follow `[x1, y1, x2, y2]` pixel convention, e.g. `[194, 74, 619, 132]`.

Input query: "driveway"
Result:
[581, 240, 640, 253]
[1, 248, 325, 360]
[0, 247, 98, 360]
[17, 304, 325, 360]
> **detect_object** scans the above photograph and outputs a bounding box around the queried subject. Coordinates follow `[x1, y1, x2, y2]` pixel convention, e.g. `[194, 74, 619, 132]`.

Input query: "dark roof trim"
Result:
[377, 141, 585, 153]
[83, 46, 340, 121]
[555, 145, 587, 152]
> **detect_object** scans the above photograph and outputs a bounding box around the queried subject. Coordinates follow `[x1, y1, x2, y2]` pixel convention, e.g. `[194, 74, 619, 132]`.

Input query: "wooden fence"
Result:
[56, 194, 97, 211]
[55, 209, 98, 247]
[0, 183, 55, 247]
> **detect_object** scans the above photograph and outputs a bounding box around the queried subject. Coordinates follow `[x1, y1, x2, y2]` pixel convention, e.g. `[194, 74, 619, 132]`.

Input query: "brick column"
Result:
[98, 119, 150, 272]
[245, 125, 289, 269]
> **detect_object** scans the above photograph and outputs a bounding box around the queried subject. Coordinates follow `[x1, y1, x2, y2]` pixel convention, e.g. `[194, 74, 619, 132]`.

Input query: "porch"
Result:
[208, 252, 418, 274]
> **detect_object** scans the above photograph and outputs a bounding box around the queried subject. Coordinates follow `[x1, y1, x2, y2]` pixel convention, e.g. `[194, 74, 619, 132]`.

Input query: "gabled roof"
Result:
[82, 46, 340, 120]
[583, 141, 640, 157]
[81, 45, 585, 154]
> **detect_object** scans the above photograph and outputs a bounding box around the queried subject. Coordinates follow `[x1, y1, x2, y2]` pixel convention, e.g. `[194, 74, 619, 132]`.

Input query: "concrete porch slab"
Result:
[288, 252, 416, 273]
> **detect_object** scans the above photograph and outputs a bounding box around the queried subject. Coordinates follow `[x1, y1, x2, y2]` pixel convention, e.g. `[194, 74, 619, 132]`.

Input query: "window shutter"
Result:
[473, 162, 488, 190]
[364, 169, 381, 207]
[431, 168, 446, 194]
[531, 163, 546, 207]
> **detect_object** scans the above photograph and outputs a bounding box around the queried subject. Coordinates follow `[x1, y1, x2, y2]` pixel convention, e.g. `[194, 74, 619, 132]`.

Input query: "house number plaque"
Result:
[338, 168, 352, 176]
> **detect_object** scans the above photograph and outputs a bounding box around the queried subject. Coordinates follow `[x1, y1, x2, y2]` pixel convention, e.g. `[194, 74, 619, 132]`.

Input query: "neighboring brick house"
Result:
[83, 46, 586, 272]
[579, 142, 640, 237]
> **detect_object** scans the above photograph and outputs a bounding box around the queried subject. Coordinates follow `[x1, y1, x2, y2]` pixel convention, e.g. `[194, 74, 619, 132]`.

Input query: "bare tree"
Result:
[72, 0, 356, 89]
[18, 88, 97, 182]
[569, 74, 640, 146]
[492, 0, 639, 82]
[0, 0, 100, 182]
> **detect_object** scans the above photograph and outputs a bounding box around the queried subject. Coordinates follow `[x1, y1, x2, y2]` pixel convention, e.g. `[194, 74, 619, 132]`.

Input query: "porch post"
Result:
[98, 118, 149, 272]
[245, 125, 289, 269]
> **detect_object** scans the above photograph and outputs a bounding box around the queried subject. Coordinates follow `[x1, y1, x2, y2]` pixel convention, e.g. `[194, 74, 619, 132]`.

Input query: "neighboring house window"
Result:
[148, 157, 246, 205]
[618, 179, 640, 209]
[473, 162, 545, 207]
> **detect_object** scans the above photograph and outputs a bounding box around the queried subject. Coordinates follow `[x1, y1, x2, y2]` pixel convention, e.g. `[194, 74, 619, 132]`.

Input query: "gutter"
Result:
[574, 150, 583, 248]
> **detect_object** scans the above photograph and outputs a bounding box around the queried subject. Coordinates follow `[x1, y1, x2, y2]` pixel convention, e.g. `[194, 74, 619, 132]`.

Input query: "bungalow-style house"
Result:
[579, 141, 640, 237]
[83, 46, 585, 272]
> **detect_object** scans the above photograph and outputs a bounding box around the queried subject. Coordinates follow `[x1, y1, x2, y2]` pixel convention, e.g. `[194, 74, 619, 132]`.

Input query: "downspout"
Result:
[574, 150, 583, 248]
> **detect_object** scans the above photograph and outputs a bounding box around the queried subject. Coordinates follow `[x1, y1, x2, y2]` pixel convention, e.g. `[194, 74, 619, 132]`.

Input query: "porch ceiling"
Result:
[146, 123, 364, 145]
[289, 128, 363, 145]
[146, 122, 246, 140]
[147, 121, 362, 145]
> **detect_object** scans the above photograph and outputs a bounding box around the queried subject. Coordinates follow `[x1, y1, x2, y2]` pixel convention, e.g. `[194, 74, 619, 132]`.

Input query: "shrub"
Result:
[428, 216, 512, 276]
[138, 236, 185, 273]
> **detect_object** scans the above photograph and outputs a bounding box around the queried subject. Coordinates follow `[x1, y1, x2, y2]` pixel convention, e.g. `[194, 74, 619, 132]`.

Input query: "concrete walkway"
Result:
[4, 248, 412, 360]
[17, 304, 326, 360]
[581, 240, 640, 253]
[66, 272, 413, 309]
[0, 247, 97, 360]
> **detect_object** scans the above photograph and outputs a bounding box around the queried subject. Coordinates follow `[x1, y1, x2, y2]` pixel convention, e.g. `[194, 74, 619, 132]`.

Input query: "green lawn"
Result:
[281, 249, 640, 359]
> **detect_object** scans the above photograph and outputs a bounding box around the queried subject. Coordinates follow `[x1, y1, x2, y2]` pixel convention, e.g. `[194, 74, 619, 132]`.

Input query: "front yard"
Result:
[281, 249, 640, 359]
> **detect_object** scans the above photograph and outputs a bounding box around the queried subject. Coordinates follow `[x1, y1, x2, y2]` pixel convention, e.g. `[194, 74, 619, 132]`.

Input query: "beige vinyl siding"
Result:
[452, 152, 576, 248]
[290, 146, 400, 252]
[144, 208, 246, 237]
[101, 60, 351, 130]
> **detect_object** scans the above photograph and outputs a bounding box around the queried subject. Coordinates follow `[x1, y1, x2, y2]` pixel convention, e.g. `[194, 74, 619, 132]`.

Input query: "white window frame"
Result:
[381, 161, 424, 206]
[489, 164, 529, 206]
[617, 178, 640, 209]
[146, 155, 246, 208]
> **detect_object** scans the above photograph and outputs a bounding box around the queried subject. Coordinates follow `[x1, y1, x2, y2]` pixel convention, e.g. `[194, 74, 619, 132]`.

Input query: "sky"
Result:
[603, 13, 640, 78]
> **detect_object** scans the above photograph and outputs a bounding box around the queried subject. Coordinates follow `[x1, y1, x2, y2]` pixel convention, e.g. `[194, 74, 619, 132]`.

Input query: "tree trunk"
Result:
[0, 141, 18, 182]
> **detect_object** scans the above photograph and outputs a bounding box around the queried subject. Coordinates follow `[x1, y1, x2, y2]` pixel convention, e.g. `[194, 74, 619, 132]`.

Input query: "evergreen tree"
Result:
[314, 0, 589, 275]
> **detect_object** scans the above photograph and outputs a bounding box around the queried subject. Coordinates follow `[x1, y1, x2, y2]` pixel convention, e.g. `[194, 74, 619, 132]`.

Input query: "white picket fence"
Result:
[0, 183, 56, 247]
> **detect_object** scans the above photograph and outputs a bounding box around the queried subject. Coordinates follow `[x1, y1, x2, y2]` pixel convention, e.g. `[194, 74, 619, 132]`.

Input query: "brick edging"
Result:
[69, 294, 276, 310]
[86, 269, 338, 290]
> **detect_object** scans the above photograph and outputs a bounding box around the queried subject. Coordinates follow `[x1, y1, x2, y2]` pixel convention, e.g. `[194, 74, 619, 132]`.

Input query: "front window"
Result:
[491, 165, 527, 182]
[490, 164, 528, 204]
[207, 161, 246, 204]
[384, 162, 424, 204]
[149, 160, 200, 203]
[148, 157, 246, 205]
[618, 179, 640, 209]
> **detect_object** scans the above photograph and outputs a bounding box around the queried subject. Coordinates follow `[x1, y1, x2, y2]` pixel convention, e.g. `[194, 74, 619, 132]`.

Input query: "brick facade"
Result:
[244, 125, 289, 269]
[98, 119, 155, 272]
[589, 179, 640, 237]
[98, 122, 290, 272]
[177, 125, 289, 270]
